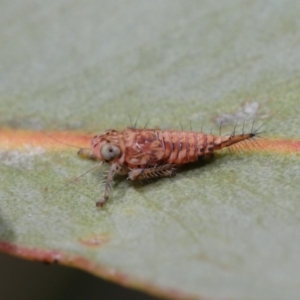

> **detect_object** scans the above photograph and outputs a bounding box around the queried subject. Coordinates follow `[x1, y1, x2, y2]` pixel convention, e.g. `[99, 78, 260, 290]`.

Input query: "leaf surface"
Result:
[1, 1, 300, 299]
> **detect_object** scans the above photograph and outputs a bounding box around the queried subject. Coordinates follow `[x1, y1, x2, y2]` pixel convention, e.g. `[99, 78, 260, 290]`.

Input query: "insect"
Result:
[77, 124, 261, 207]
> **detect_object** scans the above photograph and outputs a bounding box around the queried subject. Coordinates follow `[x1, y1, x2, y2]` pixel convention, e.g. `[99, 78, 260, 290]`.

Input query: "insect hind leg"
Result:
[128, 164, 176, 181]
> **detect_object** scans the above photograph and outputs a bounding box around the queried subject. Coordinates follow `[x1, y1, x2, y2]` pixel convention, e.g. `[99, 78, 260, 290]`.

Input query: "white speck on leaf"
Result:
[215, 101, 260, 126]
[0, 145, 45, 170]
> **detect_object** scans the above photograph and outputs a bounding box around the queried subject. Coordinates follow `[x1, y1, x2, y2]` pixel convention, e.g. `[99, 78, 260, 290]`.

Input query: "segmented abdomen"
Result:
[158, 130, 214, 164]
[123, 127, 252, 167]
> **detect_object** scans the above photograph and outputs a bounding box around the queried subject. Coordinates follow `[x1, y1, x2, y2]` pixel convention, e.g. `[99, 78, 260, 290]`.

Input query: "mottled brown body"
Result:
[78, 127, 256, 206]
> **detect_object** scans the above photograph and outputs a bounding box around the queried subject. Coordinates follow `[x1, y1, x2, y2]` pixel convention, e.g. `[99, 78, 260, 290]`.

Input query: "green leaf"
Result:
[1, 1, 300, 299]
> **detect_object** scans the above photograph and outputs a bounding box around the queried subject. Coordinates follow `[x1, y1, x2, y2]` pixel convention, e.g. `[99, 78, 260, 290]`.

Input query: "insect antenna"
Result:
[46, 162, 103, 201]
[43, 132, 90, 150]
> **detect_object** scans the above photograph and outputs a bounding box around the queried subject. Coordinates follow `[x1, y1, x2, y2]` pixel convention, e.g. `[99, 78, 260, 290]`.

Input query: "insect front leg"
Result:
[96, 163, 128, 207]
[128, 164, 176, 181]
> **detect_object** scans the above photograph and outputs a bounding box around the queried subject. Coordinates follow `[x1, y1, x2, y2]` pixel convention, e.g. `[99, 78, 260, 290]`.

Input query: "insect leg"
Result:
[96, 164, 127, 207]
[96, 163, 120, 207]
[128, 164, 176, 181]
[77, 148, 97, 160]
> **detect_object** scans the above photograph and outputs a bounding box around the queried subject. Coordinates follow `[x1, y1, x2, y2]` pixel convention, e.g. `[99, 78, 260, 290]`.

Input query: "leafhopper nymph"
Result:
[78, 125, 261, 207]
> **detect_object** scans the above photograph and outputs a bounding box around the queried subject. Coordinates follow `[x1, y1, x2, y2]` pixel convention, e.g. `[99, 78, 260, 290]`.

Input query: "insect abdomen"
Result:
[159, 131, 213, 164]
[124, 128, 257, 168]
[159, 130, 255, 165]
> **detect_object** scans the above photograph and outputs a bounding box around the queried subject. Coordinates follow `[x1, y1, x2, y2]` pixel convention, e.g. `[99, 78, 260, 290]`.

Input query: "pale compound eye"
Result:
[100, 143, 120, 161]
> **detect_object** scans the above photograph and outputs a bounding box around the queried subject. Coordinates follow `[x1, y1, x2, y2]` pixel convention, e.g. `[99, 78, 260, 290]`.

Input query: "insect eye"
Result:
[100, 143, 120, 161]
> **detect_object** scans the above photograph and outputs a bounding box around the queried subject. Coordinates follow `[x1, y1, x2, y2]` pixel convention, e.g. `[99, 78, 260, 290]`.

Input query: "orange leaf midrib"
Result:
[0, 128, 299, 154]
[0, 129, 90, 150]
